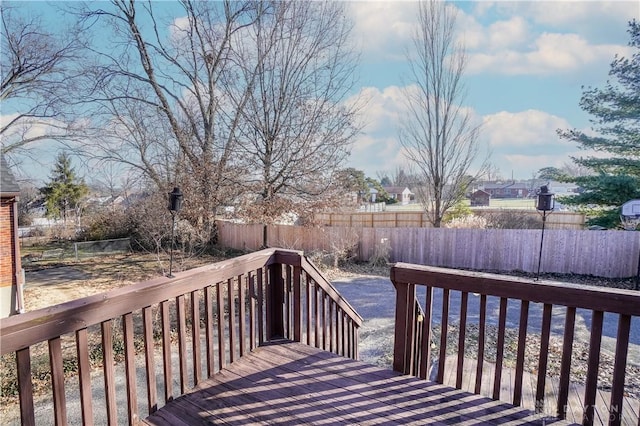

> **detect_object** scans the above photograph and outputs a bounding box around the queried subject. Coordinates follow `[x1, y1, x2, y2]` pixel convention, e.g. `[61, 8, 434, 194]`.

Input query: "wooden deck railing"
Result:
[0, 248, 362, 426]
[391, 263, 640, 426]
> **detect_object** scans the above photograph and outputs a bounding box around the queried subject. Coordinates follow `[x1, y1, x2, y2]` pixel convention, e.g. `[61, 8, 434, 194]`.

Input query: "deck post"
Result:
[392, 275, 416, 375]
[268, 263, 285, 339]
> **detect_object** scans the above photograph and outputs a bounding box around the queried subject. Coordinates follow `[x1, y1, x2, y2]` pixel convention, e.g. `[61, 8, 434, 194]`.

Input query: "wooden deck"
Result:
[143, 341, 571, 425]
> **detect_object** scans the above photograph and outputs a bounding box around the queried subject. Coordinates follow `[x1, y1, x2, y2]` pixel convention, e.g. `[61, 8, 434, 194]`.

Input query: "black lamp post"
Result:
[535, 185, 554, 280]
[168, 187, 183, 278]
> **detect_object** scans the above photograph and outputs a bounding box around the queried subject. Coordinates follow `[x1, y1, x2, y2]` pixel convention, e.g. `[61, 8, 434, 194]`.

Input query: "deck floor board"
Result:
[143, 341, 572, 425]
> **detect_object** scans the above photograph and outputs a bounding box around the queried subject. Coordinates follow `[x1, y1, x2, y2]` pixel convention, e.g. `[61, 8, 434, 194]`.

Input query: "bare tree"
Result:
[1, 4, 85, 159]
[234, 1, 362, 222]
[75, 0, 268, 243]
[399, 0, 488, 227]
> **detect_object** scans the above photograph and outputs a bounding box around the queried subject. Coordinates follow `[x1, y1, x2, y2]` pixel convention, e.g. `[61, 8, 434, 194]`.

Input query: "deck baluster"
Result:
[256, 270, 264, 345]
[102, 320, 118, 421]
[293, 265, 302, 342]
[492, 297, 508, 400]
[227, 279, 236, 362]
[238, 275, 246, 357]
[191, 290, 202, 385]
[475, 294, 487, 395]
[419, 286, 433, 380]
[583, 310, 604, 426]
[216, 282, 226, 368]
[285, 265, 292, 339]
[142, 306, 157, 414]
[557, 307, 576, 419]
[306, 273, 312, 345]
[513, 300, 530, 406]
[610, 314, 631, 426]
[322, 291, 328, 351]
[535, 303, 553, 413]
[456, 291, 469, 389]
[76, 328, 94, 423]
[329, 300, 335, 353]
[123, 312, 138, 425]
[437, 288, 450, 384]
[249, 274, 257, 350]
[176, 295, 188, 393]
[16, 348, 35, 426]
[205, 286, 215, 376]
[314, 281, 320, 349]
[48, 336, 67, 426]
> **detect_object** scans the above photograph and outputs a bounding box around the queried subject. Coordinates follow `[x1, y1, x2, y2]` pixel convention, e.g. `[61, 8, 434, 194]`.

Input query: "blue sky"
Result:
[4, 1, 639, 185]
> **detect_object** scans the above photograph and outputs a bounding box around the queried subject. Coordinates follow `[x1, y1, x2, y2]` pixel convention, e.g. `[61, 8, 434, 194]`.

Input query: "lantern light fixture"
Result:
[167, 187, 183, 278]
[535, 185, 555, 280]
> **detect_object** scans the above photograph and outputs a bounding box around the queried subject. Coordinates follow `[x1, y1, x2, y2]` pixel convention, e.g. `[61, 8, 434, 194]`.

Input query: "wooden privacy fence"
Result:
[217, 221, 639, 278]
[391, 264, 640, 425]
[314, 210, 585, 230]
[0, 249, 362, 426]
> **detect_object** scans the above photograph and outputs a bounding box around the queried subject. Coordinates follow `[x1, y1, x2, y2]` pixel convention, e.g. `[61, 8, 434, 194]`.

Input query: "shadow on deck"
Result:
[144, 340, 565, 425]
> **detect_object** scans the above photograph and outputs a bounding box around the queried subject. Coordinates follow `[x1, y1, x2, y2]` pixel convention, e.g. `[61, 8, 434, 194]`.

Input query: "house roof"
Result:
[383, 186, 413, 194]
[471, 189, 490, 197]
[0, 155, 20, 196]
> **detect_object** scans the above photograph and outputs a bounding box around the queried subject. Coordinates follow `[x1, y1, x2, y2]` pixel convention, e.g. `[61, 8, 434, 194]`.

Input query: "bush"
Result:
[443, 202, 473, 223]
[444, 215, 488, 229]
[481, 210, 542, 229]
[78, 210, 132, 241]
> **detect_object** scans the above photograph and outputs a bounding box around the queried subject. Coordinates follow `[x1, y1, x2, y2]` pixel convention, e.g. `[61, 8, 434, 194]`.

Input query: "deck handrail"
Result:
[391, 263, 640, 426]
[0, 248, 361, 426]
[274, 249, 363, 325]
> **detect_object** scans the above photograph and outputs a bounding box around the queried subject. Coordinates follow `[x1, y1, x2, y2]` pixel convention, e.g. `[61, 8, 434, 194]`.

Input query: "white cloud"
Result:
[0, 114, 69, 147]
[459, 1, 636, 76]
[346, 85, 411, 176]
[521, 2, 637, 30]
[347, 1, 418, 61]
[478, 109, 597, 178]
[467, 32, 630, 76]
[482, 110, 570, 149]
[486, 16, 530, 51]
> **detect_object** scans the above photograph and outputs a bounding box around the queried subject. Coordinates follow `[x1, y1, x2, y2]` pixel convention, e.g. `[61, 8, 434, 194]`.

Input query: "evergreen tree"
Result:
[558, 20, 640, 228]
[41, 152, 89, 224]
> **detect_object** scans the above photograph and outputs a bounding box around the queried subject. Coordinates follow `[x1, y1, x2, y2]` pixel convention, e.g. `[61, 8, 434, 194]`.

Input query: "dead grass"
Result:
[22, 251, 232, 311]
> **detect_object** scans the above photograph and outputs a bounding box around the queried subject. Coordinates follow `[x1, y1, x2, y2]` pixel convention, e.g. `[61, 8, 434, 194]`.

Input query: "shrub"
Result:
[443, 201, 473, 223]
[444, 215, 488, 229]
[481, 210, 542, 229]
[78, 210, 132, 241]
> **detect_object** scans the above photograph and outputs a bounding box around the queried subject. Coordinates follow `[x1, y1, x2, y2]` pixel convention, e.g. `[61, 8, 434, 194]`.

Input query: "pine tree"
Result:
[41, 152, 89, 224]
[558, 20, 640, 228]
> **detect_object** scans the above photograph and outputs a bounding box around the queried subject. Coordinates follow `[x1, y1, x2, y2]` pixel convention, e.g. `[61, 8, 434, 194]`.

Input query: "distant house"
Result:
[0, 155, 24, 317]
[480, 182, 534, 199]
[470, 189, 491, 207]
[383, 186, 414, 205]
